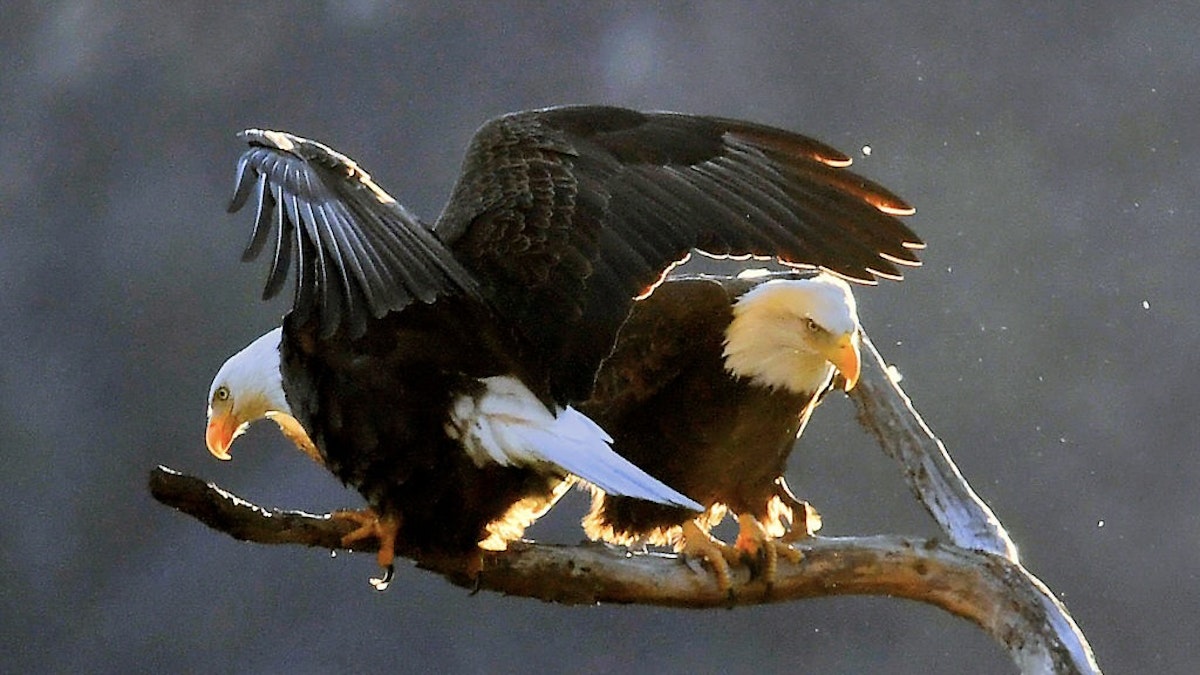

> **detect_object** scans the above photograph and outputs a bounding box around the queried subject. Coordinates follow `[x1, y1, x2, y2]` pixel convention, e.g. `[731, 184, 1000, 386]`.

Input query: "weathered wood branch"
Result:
[850, 333, 1020, 560]
[150, 330, 1099, 673]
[150, 465, 1093, 672]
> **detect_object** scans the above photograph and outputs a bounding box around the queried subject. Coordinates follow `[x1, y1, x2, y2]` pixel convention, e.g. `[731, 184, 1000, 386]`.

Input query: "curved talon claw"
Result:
[370, 564, 395, 591]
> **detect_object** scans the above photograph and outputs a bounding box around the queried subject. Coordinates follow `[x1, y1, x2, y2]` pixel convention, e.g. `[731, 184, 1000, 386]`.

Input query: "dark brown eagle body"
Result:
[225, 106, 920, 565]
[281, 301, 565, 556]
[582, 275, 829, 545]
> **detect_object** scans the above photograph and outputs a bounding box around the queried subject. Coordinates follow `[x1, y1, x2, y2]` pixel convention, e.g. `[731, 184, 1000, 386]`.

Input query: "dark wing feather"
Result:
[228, 129, 479, 337]
[434, 106, 922, 402]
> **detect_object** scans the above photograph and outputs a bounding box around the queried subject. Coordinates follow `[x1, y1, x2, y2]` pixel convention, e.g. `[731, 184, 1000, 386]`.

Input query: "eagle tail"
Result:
[448, 376, 702, 511]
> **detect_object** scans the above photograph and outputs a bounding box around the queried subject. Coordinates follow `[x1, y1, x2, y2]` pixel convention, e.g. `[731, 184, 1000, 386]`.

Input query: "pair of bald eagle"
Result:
[204, 106, 921, 590]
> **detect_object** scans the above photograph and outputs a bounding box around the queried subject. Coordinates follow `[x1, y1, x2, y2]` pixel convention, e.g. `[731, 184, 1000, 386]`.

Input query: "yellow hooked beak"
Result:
[205, 409, 243, 461]
[822, 331, 862, 391]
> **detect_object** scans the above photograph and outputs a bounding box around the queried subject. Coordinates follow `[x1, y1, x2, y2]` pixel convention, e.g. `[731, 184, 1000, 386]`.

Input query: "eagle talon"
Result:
[679, 521, 735, 592]
[332, 509, 400, 590]
[760, 536, 778, 584]
[734, 514, 803, 586]
[370, 564, 395, 591]
[466, 552, 486, 595]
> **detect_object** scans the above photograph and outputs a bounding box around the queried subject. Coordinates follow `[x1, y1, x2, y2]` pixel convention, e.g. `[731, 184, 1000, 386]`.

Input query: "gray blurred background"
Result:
[2, 2, 1195, 672]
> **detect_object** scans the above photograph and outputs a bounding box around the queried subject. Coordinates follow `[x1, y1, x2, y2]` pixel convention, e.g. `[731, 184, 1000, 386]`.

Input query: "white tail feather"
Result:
[448, 376, 701, 511]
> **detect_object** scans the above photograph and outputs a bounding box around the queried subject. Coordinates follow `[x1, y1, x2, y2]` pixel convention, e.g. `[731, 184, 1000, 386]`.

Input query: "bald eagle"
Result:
[207, 326, 580, 560]
[581, 271, 858, 588]
[212, 105, 921, 587]
[209, 270, 859, 589]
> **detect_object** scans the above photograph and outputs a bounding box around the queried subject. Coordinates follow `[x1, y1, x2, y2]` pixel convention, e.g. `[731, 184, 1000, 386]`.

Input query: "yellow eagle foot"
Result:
[332, 508, 401, 591]
[734, 514, 803, 587]
[679, 520, 741, 594]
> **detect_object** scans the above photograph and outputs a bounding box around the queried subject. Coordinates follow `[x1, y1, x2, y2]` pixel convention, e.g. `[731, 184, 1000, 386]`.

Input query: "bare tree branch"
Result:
[150, 330, 1100, 674]
[149, 465, 1094, 673]
[850, 333, 1020, 560]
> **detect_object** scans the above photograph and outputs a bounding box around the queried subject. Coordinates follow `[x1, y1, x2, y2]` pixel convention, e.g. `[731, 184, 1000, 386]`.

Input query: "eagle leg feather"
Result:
[779, 499, 823, 544]
[771, 478, 823, 541]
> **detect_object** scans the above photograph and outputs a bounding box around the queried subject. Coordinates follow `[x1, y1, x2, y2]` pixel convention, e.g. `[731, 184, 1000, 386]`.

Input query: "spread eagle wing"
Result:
[227, 129, 480, 337]
[433, 106, 922, 402]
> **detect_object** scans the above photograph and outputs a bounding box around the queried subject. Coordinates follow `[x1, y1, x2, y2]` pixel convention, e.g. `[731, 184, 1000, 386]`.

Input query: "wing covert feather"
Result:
[434, 106, 921, 400]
